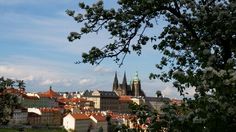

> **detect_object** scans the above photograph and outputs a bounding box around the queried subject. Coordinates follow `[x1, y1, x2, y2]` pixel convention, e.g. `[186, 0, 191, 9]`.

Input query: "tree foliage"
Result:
[67, 0, 236, 131]
[0, 77, 20, 125]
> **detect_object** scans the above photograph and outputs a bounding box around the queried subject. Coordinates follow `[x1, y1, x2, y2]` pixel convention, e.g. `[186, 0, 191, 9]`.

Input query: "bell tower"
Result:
[132, 72, 141, 97]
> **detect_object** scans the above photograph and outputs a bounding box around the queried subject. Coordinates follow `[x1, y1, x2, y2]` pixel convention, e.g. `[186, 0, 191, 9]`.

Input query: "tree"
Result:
[156, 90, 162, 98]
[0, 77, 19, 125]
[67, 0, 236, 131]
[16, 80, 25, 89]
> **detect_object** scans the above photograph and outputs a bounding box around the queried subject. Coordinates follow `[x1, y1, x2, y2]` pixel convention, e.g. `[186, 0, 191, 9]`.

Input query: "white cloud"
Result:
[162, 86, 195, 99]
[0, 66, 19, 75]
[162, 86, 180, 98]
[40, 79, 55, 86]
[94, 66, 113, 73]
[79, 78, 93, 85]
[22, 75, 34, 81]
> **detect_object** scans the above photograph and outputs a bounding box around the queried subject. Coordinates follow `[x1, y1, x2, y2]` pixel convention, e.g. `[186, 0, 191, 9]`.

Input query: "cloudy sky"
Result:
[0, 0, 194, 98]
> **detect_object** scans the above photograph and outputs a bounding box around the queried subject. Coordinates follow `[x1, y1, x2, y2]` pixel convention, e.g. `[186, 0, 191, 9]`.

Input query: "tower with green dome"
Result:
[131, 71, 141, 97]
[112, 71, 145, 97]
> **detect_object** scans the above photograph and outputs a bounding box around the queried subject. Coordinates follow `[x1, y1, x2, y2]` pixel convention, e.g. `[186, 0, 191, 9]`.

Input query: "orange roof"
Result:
[71, 113, 90, 120]
[109, 113, 133, 120]
[70, 98, 87, 102]
[64, 105, 75, 109]
[110, 114, 119, 119]
[90, 114, 106, 122]
[38, 86, 60, 98]
[119, 96, 132, 103]
[58, 98, 69, 103]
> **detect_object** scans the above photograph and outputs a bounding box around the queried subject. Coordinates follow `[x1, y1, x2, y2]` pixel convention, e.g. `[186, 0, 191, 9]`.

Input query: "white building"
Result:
[90, 114, 108, 132]
[63, 113, 92, 132]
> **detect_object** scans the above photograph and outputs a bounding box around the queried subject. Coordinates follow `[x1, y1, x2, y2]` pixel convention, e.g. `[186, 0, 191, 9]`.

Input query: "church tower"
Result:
[131, 72, 141, 97]
[113, 72, 119, 91]
[122, 72, 127, 95]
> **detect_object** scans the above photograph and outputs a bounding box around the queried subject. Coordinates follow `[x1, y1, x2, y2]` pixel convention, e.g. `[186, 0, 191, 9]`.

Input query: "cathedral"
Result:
[112, 72, 145, 97]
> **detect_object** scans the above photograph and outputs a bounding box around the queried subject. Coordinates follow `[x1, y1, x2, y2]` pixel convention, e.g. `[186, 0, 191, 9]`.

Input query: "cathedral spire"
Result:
[113, 71, 118, 91]
[122, 71, 127, 86]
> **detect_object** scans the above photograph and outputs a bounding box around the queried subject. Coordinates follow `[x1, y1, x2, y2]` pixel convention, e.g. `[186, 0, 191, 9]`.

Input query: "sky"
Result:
[0, 0, 195, 98]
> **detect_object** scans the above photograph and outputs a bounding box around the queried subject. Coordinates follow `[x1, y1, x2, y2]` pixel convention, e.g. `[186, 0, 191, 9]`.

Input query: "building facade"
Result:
[28, 108, 62, 126]
[9, 107, 28, 125]
[83, 90, 119, 112]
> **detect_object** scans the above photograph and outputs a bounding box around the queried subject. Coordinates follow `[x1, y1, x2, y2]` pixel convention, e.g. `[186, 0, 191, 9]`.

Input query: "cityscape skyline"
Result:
[0, 0, 194, 98]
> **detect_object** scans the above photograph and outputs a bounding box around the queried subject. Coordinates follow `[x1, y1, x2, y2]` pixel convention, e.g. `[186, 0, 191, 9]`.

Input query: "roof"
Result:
[99, 91, 118, 98]
[64, 105, 74, 110]
[70, 97, 87, 102]
[71, 113, 90, 120]
[58, 97, 89, 104]
[90, 114, 106, 122]
[57, 97, 69, 103]
[39, 108, 60, 113]
[83, 90, 118, 98]
[145, 97, 170, 102]
[24, 95, 39, 100]
[38, 86, 60, 98]
[119, 96, 132, 103]
[83, 90, 93, 96]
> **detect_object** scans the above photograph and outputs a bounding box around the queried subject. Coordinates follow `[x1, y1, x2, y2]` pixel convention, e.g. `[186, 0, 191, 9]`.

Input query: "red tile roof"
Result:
[58, 97, 69, 103]
[90, 114, 106, 122]
[38, 86, 60, 98]
[71, 113, 90, 120]
[70, 98, 87, 103]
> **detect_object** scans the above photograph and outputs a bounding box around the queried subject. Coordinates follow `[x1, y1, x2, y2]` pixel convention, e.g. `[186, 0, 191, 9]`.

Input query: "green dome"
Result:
[133, 71, 140, 81]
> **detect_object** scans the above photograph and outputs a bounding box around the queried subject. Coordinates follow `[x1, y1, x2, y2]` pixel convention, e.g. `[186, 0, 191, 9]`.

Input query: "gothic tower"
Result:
[122, 72, 127, 95]
[113, 72, 119, 91]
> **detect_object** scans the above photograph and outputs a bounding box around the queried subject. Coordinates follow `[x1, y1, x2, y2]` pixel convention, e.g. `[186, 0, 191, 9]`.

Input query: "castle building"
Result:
[112, 72, 145, 97]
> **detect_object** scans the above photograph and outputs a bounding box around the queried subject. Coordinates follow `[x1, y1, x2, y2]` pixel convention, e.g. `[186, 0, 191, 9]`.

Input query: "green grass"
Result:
[0, 128, 66, 132]
[0, 128, 18, 132]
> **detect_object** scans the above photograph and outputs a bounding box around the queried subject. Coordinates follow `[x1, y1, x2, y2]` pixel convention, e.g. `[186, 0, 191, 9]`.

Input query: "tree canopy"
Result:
[67, 0, 236, 131]
[0, 77, 21, 125]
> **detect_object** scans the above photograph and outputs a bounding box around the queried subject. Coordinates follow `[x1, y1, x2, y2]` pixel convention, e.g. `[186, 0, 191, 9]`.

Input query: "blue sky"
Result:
[0, 0, 194, 98]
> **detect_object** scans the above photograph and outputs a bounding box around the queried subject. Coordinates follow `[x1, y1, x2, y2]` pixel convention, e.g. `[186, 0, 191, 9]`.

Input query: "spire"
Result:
[122, 71, 127, 86]
[113, 71, 118, 91]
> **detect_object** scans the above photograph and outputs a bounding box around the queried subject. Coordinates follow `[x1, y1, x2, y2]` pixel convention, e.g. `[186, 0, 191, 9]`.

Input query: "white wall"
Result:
[63, 114, 75, 131]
